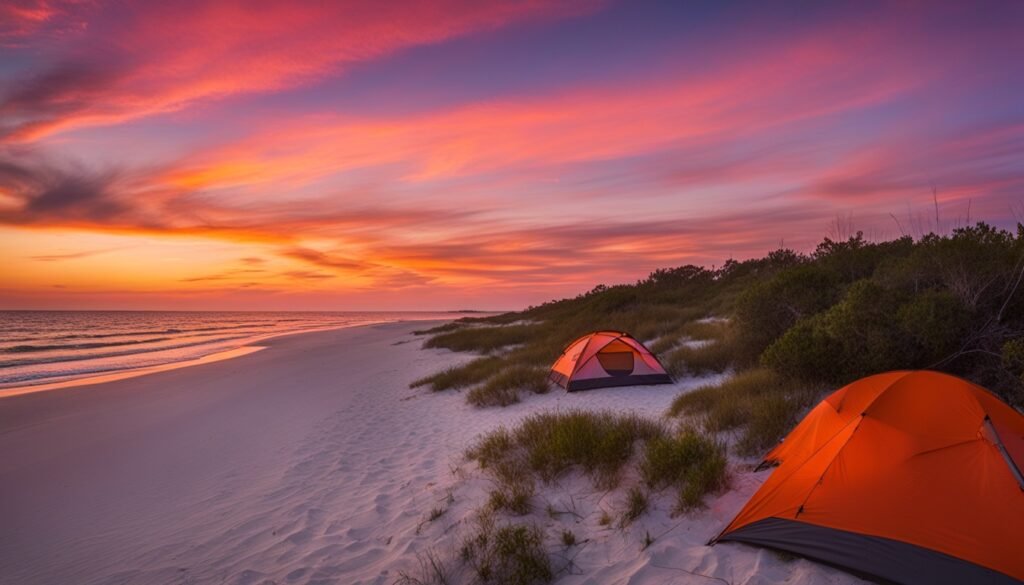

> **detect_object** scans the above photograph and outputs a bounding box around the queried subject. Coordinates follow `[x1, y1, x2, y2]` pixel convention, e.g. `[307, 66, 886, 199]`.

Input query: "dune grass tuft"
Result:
[620, 486, 649, 526]
[394, 548, 453, 585]
[648, 334, 680, 356]
[640, 427, 728, 512]
[486, 462, 536, 515]
[468, 410, 664, 489]
[425, 324, 540, 353]
[664, 335, 737, 378]
[410, 356, 503, 391]
[667, 368, 819, 456]
[460, 512, 553, 585]
[468, 410, 728, 517]
[466, 365, 549, 407]
[414, 321, 466, 336]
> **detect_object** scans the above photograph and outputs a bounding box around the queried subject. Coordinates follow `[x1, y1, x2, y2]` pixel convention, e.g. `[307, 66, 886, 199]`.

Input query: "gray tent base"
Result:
[548, 372, 672, 392]
[715, 517, 1019, 585]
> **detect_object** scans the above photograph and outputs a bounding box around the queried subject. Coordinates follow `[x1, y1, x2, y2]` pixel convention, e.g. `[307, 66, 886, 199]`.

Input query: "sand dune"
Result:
[0, 321, 864, 584]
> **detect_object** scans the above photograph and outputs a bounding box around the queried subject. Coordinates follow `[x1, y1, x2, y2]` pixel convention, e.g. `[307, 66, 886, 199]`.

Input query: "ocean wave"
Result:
[3, 337, 173, 354]
[0, 335, 253, 370]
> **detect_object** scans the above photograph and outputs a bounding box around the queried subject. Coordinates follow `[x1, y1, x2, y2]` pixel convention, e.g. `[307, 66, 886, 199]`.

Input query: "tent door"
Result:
[597, 341, 635, 377]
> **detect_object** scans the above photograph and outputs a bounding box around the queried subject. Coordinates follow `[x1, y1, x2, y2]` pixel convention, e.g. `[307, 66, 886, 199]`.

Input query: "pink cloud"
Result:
[1, 0, 604, 141]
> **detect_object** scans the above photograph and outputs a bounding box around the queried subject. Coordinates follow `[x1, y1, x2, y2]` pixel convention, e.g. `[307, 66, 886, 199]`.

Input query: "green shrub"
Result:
[896, 290, 971, 362]
[734, 263, 841, 361]
[763, 280, 911, 384]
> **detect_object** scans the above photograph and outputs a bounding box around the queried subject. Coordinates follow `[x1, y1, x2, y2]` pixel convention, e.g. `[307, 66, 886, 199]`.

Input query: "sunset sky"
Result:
[1, 0, 1022, 311]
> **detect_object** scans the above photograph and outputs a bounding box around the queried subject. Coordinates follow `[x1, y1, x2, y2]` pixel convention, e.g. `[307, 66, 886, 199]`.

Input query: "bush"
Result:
[763, 280, 909, 383]
[734, 263, 841, 361]
[896, 290, 971, 362]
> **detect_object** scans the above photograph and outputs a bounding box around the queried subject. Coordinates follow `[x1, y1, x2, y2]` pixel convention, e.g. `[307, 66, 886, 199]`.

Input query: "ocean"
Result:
[0, 311, 458, 391]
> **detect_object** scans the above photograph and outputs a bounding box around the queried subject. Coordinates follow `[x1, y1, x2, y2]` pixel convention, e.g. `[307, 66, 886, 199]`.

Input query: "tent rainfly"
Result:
[548, 331, 672, 391]
[712, 370, 1024, 585]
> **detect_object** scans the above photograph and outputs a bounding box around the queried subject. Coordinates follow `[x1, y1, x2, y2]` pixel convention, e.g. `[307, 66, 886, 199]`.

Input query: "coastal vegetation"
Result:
[418, 222, 1024, 446]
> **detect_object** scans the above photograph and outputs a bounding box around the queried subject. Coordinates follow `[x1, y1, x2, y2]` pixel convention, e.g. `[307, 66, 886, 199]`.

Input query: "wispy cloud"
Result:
[0, 0, 604, 142]
[30, 248, 113, 261]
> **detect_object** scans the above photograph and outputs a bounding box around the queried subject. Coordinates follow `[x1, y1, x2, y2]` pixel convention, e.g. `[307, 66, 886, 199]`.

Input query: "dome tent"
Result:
[548, 331, 672, 391]
[712, 370, 1024, 585]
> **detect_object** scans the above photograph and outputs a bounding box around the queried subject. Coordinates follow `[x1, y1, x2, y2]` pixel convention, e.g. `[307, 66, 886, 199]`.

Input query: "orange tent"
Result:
[549, 331, 672, 391]
[713, 371, 1024, 585]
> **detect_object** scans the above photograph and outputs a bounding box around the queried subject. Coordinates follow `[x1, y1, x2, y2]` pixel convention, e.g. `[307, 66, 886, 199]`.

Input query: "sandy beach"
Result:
[1, 321, 863, 585]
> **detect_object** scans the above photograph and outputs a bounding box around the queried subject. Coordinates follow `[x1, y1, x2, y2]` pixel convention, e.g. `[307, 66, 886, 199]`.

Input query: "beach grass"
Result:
[640, 427, 728, 511]
[413, 321, 467, 336]
[620, 486, 648, 526]
[467, 410, 727, 517]
[460, 512, 553, 585]
[466, 365, 549, 407]
[424, 324, 540, 353]
[410, 356, 503, 391]
[468, 410, 663, 489]
[667, 368, 819, 456]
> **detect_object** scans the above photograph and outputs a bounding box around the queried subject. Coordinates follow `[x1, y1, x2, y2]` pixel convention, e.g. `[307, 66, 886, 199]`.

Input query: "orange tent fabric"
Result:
[714, 371, 1024, 585]
[549, 331, 672, 391]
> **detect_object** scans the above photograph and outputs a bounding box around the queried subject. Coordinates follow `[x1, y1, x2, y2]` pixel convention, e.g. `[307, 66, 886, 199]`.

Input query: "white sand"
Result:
[0, 321, 865, 585]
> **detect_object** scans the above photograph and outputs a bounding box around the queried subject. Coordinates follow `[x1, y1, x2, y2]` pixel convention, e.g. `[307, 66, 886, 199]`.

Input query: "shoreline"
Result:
[0, 317, 450, 399]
